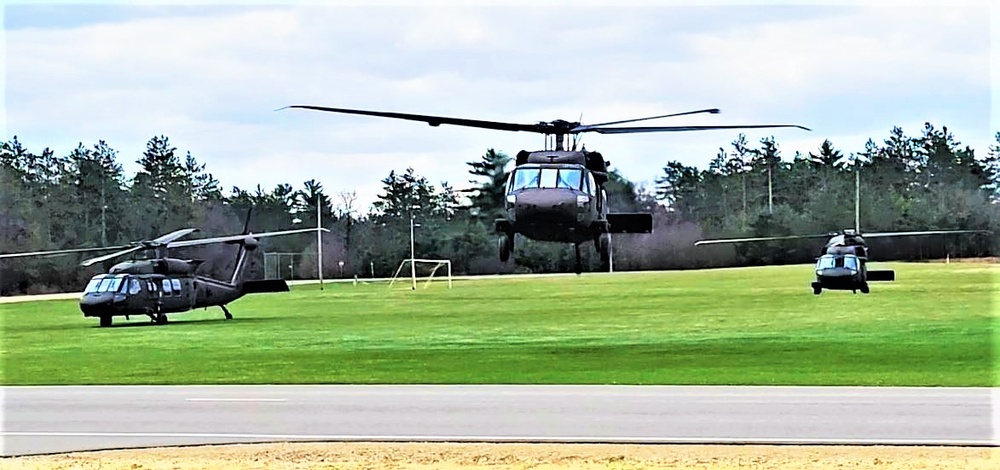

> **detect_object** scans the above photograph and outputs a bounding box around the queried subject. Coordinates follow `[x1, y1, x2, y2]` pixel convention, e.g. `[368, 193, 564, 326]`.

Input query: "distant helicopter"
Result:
[694, 227, 985, 294]
[283, 105, 810, 273]
[0, 211, 327, 326]
[693, 167, 988, 293]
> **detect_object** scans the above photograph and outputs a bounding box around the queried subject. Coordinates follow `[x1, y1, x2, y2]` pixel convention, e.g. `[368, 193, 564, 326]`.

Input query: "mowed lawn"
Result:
[1, 262, 996, 386]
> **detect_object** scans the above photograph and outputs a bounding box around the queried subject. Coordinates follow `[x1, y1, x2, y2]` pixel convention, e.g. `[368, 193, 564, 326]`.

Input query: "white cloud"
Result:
[4, 3, 991, 215]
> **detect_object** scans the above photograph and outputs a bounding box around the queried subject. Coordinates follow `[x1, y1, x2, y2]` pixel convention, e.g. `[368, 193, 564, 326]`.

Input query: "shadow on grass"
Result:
[96, 316, 280, 329]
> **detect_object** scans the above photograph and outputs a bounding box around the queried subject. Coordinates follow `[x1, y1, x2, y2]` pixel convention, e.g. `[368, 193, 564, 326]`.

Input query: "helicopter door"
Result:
[145, 280, 159, 300]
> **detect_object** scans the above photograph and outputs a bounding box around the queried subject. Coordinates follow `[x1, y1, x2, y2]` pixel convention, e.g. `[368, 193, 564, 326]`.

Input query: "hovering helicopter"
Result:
[0, 211, 327, 326]
[283, 105, 810, 273]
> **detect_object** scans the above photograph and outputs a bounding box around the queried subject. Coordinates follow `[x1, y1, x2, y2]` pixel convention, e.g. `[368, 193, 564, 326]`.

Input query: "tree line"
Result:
[1, 123, 998, 294]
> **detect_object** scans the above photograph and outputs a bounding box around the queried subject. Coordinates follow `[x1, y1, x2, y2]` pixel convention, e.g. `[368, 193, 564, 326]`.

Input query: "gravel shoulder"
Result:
[2, 443, 996, 469]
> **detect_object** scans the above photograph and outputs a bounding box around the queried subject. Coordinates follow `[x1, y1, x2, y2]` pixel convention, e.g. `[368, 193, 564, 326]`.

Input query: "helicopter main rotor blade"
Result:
[861, 229, 991, 238]
[282, 105, 545, 133]
[167, 227, 330, 248]
[694, 234, 830, 246]
[149, 228, 200, 245]
[572, 108, 720, 131]
[0, 245, 131, 259]
[586, 124, 812, 134]
[78, 228, 200, 267]
[80, 246, 145, 267]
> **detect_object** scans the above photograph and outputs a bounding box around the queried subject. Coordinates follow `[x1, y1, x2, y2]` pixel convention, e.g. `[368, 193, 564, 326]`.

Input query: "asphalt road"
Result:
[1, 385, 995, 456]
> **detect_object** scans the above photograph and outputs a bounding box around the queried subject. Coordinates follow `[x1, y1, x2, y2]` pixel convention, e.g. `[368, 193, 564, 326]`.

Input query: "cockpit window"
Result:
[816, 254, 859, 270]
[85, 275, 125, 293]
[84, 277, 103, 293]
[508, 167, 585, 192]
[511, 168, 540, 191]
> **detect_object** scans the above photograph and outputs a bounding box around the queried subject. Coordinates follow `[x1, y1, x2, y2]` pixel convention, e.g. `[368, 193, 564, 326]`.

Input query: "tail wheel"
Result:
[498, 235, 512, 262]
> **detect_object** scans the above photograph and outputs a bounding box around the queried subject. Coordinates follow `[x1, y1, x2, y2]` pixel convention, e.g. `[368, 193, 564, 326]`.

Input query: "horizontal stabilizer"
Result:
[867, 270, 895, 282]
[242, 279, 290, 294]
[607, 213, 653, 233]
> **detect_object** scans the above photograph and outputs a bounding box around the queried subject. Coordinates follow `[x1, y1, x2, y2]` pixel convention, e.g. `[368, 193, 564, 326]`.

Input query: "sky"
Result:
[2, 1, 996, 214]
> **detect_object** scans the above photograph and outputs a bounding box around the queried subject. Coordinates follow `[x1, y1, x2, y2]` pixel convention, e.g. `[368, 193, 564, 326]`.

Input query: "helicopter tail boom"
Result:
[241, 279, 290, 294]
[607, 213, 653, 233]
[867, 270, 895, 282]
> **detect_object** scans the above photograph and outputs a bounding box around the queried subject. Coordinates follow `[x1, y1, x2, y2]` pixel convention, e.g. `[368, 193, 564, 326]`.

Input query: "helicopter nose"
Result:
[512, 190, 580, 222]
[79, 292, 119, 316]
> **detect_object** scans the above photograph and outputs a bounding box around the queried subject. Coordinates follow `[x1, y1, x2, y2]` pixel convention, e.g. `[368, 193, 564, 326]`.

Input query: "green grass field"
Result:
[1, 262, 996, 386]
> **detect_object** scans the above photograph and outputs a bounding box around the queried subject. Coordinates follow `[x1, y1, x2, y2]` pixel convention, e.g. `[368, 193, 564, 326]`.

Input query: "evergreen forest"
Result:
[2, 123, 998, 295]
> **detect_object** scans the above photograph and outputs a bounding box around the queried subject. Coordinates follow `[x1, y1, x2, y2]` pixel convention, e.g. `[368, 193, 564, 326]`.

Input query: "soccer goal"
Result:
[388, 258, 453, 289]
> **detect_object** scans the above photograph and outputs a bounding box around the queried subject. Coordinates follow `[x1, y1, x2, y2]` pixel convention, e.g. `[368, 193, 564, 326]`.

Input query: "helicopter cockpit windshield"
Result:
[84, 274, 127, 294]
[509, 166, 590, 193]
[816, 254, 859, 270]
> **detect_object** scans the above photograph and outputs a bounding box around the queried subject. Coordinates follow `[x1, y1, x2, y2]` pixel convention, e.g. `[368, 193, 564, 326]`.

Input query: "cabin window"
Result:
[171, 278, 182, 293]
[162, 279, 173, 296]
[128, 278, 141, 295]
[90, 275, 124, 293]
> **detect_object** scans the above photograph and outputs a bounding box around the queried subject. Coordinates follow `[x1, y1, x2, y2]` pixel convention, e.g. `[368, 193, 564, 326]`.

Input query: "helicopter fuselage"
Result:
[78, 257, 287, 326]
[811, 241, 893, 294]
[499, 161, 603, 244]
[492, 150, 651, 272]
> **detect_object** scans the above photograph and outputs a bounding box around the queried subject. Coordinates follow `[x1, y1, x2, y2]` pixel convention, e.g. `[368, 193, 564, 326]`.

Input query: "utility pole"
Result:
[100, 185, 108, 246]
[855, 156, 861, 233]
[767, 162, 773, 215]
[410, 213, 417, 290]
[317, 199, 324, 290]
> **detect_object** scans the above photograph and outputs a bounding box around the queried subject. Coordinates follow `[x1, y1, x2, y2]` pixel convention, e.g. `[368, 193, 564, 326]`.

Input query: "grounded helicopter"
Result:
[0, 211, 327, 326]
[694, 164, 990, 294]
[283, 104, 810, 273]
[694, 228, 987, 294]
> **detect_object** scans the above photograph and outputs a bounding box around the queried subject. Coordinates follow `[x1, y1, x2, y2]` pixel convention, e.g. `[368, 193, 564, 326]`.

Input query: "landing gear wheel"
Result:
[573, 244, 582, 275]
[155, 313, 168, 325]
[498, 235, 512, 262]
[813, 286, 822, 295]
[596, 233, 611, 265]
[99, 315, 112, 328]
[860, 283, 870, 294]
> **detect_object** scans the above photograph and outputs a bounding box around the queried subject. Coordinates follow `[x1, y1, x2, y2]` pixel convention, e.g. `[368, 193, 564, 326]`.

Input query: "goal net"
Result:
[388, 258, 453, 289]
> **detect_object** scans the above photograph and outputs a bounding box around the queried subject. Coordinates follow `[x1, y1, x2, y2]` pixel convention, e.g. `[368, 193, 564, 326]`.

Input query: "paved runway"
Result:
[1, 385, 995, 456]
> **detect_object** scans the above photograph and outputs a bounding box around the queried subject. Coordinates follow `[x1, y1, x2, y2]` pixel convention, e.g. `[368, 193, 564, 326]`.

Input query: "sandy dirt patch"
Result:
[2, 443, 996, 469]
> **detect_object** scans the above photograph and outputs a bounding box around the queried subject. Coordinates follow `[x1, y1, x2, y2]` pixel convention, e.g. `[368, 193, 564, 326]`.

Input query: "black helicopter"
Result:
[284, 105, 810, 273]
[0, 212, 327, 326]
[694, 227, 987, 294]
